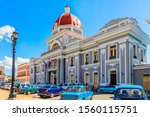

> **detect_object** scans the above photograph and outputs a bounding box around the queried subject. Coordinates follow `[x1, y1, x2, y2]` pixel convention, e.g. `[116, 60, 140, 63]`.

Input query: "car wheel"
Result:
[27, 91, 31, 95]
[90, 96, 93, 100]
[100, 90, 104, 93]
[50, 93, 54, 98]
[40, 96, 44, 98]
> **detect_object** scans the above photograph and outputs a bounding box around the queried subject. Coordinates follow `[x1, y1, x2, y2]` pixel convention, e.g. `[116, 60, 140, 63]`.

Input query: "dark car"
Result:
[114, 85, 148, 100]
[38, 85, 64, 98]
[38, 84, 52, 95]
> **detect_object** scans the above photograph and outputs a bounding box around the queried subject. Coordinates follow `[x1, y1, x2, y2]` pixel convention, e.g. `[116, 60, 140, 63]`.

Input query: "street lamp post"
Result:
[8, 31, 18, 100]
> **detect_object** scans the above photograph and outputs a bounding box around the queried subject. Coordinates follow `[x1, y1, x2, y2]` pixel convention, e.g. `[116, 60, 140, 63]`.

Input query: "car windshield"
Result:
[66, 87, 85, 92]
[21, 83, 30, 88]
[116, 88, 146, 99]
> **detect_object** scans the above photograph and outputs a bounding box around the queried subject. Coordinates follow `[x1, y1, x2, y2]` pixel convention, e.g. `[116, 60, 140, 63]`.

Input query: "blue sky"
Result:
[0, 0, 150, 75]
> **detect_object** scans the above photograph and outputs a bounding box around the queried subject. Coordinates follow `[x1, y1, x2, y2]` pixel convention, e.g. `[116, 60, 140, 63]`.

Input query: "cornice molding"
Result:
[46, 29, 85, 43]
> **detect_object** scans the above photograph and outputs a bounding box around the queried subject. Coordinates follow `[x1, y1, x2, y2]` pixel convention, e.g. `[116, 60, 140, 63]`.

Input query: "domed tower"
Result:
[52, 6, 83, 35]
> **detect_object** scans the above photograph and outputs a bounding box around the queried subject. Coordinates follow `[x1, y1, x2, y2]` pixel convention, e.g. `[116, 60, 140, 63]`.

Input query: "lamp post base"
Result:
[8, 87, 16, 100]
[8, 94, 16, 100]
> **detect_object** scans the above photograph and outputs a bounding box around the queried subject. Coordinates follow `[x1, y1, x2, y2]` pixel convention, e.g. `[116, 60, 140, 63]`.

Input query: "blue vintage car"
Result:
[114, 85, 148, 100]
[60, 86, 93, 100]
[38, 85, 64, 98]
[19, 84, 39, 95]
[38, 84, 53, 96]
[98, 85, 117, 93]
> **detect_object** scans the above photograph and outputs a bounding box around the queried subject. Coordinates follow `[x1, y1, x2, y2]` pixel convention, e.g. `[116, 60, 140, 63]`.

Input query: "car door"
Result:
[32, 86, 36, 93]
[109, 86, 115, 93]
[107, 86, 112, 93]
[56, 86, 62, 94]
[104, 86, 109, 92]
[51, 87, 57, 94]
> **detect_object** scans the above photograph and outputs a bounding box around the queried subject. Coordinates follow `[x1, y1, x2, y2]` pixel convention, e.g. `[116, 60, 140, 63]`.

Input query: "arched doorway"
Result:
[94, 72, 98, 88]
[51, 43, 60, 51]
[85, 73, 89, 85]
[70, 74, 74, 84]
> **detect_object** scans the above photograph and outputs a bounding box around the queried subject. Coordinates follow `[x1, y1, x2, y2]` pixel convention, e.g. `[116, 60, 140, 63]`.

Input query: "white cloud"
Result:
[0, 56, 30, 71]
[0, 25, 15, 43]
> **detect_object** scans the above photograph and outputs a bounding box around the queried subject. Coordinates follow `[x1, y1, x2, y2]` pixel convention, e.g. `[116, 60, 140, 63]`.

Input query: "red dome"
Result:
[53, 6, 82, 31]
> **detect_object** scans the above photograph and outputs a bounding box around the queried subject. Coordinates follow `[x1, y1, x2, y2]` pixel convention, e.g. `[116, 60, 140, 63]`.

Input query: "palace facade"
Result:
[30, 6, 150, 88]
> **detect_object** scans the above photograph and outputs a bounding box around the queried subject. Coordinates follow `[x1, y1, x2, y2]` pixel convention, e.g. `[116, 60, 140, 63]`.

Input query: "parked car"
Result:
[61, 83, 75, 90]
[0, 82, 4, 86]
[38, 84, 53, 95]
[3, 83, 11, 90]
[60, 86, 93, 100]
[98, 85, 117, 93]
[1, 83, 8, 89]
[38, 85, 64, 98]
[18, 84, 39, 95]
[19, 83, 31, 88]
[114, 85, 148, 100]
[0, 82, 6, 88]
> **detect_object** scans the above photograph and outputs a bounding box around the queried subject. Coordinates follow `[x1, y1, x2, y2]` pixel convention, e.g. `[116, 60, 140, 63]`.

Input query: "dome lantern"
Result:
[65, 6, 70, 13]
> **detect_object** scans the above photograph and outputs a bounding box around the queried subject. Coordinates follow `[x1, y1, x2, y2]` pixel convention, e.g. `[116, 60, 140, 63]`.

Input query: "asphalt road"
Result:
[0, 89, 113, 100]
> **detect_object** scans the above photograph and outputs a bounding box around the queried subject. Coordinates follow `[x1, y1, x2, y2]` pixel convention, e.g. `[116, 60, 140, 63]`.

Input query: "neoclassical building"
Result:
[30, 6, 150, 88]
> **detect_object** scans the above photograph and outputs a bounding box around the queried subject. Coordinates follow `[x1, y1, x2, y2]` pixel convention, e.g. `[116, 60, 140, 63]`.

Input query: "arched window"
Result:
[51, 43, 60, 50]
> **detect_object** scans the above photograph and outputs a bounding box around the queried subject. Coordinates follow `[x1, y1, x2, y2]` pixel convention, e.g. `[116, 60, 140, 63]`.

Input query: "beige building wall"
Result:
[0, 66, 6, 82]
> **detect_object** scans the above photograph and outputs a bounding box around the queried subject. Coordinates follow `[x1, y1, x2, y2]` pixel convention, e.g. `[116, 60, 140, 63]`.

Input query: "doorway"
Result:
[110, 70, 117, 85]
[85, 73, 89, 85]
[70, 74, 74, 84]
[53, 71, 57, 85]
[94, 72, 98, 88]
[49, 71, 57, 85]
[143, 74, 150, 91]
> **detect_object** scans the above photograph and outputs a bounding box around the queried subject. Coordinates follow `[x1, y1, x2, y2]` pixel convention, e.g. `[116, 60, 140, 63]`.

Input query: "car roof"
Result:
[69, 85, 86, 88]
[117, 85, 144, 89]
